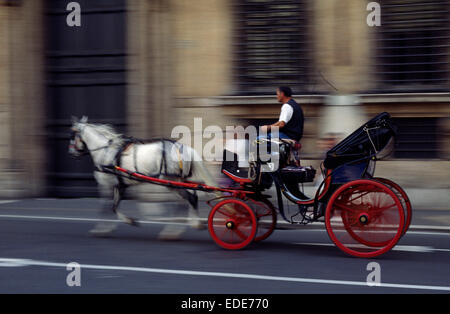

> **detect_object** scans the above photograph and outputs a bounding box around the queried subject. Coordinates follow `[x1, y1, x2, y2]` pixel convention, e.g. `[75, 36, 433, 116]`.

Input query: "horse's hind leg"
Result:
[176, 189, 206, 230]
[157, 202, 188, 241]
[157, 187, 197, 241]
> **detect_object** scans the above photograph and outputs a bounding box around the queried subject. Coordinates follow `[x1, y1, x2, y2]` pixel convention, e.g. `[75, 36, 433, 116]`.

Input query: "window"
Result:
[374, 0, 450, 92]
[392, 118, 439, 159]
[233, 0, 312, 95]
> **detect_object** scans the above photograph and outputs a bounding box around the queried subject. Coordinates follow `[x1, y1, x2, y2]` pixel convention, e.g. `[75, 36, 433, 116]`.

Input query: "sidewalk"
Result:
[0, 198, 449, 232]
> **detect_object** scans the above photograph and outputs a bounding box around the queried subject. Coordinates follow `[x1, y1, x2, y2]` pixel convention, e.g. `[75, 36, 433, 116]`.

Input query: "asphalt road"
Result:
[0, 199, 449, 294]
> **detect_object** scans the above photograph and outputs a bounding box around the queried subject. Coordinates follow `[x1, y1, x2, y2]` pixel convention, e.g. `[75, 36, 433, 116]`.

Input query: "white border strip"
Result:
[0, 258, 449, 292]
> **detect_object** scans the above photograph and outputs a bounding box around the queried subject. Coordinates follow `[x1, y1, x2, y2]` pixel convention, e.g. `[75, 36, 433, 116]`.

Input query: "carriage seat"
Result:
[255, 138, 302, 152]
[252, 137, 302, 167]
[280, 139, 302, 167]
[280, 138, 302, 151]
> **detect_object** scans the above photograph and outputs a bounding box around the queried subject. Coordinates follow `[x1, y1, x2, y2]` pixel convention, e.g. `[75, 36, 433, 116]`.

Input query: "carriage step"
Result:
[280, 166, 316, 183]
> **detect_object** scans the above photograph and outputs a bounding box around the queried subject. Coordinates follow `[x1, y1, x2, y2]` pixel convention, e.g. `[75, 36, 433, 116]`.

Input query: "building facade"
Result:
[0, 0, 449, 202]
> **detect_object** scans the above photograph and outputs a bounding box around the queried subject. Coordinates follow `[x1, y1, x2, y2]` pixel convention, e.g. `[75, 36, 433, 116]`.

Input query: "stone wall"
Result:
[0, 0, 448, 201]
[0, 0, 45, 198]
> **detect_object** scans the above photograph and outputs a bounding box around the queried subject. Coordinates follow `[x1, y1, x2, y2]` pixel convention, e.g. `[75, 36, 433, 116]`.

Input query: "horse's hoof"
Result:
[89, 229, 114, 238]
[117, 213, 139, 227]
[89, 222, 117, 237]
[157, 225, 186, 241]
[190, 221, 207, 230]
[157, 233, 182, 241]
[129, 218, 140, 227]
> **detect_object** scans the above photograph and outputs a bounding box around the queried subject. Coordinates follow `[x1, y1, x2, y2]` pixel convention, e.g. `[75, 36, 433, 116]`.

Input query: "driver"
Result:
[260, 86, 304, 142]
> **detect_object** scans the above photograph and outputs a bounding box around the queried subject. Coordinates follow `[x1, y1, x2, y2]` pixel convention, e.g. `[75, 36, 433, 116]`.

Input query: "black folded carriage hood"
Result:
[323, 112, 397, 170]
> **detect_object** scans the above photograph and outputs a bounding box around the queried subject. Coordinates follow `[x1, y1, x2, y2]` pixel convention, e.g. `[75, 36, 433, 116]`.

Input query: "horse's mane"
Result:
[86, 123, 125, 145]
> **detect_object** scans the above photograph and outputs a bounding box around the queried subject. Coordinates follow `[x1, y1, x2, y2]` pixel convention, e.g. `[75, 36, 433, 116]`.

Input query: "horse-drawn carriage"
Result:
[70, 112, 411, 258]
[210, 112, 411, 258]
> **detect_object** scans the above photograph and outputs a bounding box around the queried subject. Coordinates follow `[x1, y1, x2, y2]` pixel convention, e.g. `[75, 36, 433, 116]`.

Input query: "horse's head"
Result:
[69, 116, 89, 158]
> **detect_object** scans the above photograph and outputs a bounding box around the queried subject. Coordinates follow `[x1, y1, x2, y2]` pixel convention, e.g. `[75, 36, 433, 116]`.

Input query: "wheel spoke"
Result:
[234, 228, 248, 240]
[216, 208, 233, 218]
[219, 227, 229, 240]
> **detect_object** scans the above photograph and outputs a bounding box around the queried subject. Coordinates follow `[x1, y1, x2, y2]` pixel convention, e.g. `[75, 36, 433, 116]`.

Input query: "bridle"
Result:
[69, 124, 113, 159]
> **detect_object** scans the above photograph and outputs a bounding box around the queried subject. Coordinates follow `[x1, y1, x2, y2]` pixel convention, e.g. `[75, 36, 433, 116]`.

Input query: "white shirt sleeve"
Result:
[279, 104, 293, 124]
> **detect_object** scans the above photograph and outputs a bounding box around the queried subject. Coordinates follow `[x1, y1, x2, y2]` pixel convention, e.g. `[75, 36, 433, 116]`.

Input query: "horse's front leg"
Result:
[112, 185, 139, 227]
[89, 183, 119, 237]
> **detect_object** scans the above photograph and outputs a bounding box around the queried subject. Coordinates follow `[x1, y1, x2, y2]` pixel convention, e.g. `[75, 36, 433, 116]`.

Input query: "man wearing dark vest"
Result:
[260, 86, 304, 142]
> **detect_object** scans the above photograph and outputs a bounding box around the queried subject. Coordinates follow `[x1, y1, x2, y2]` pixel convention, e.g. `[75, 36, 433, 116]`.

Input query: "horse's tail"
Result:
[189, 148, 219, 192]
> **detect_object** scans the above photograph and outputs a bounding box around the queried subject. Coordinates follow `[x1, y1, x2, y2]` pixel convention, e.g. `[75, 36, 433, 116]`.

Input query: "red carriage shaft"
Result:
[113, 166, 253, 196]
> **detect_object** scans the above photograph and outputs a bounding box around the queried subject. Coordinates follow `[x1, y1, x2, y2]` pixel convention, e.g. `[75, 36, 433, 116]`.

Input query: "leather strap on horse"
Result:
[159, 139, 184, 178]
[115, 139, 135, 187]
[112, 137, 185, 184]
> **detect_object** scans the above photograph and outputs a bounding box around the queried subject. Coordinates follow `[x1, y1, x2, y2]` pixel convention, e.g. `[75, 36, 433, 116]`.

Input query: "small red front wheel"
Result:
[248, 197, 277, 243]
[208, 198, 257, 250]
[325, 179, 405, 258]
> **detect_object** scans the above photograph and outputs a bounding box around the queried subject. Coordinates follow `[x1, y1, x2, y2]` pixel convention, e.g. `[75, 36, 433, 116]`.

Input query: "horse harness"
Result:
[92, 137, 189, 188]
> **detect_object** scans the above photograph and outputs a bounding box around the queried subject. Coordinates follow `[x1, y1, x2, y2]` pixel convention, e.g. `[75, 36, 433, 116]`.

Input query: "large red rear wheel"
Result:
[208, 198, 257, 250]
[373, 177, 412, 236]
[325, 179, 405, 258]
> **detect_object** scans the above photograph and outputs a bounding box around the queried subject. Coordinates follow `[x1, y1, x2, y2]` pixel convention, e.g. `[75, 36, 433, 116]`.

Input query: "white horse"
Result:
[68, 116, 219, 238]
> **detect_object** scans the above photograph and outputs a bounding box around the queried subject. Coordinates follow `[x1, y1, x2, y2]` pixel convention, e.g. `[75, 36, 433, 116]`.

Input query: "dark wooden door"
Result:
[45, 0, 127, 197]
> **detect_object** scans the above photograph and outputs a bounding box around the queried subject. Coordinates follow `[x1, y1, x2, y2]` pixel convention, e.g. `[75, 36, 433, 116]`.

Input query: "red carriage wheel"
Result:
[208, 198, 257, 250]
[374, 177, 412, 236]
[325, 179, 405, 258]
[248, 198, 277, 243]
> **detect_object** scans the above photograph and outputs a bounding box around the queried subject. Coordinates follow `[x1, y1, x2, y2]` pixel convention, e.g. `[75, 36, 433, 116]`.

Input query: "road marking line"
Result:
[0, 214, 187, 226]
[0, 201, 18, 205]
[0, 257, 449, 292]
[284, 229, 450, 236]
[409, 225, 450, 231]
[293, 242, 440, 253]
[0, 214, 450, 236]
[277, 220, 450, 231]
[407, 231, 450, 236]
[434, 248, 450, 252]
